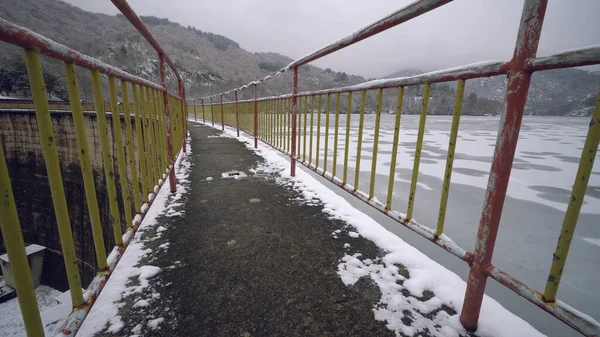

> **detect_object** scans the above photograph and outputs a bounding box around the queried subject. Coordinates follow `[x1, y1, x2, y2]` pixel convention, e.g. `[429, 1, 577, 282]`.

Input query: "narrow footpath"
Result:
[92, 123, 396, 337]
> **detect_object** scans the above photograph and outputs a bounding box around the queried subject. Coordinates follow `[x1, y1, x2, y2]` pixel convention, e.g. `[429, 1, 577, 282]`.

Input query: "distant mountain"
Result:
[0, 0, 365, 101]
[385, 68, 599, 116]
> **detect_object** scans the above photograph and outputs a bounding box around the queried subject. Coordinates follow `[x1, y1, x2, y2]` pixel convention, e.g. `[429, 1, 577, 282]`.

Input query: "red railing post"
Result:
[460, 0, 548, 331]
[290, 67, 298, 177]
[178, 79, 187, 153]
[159, 54, 177, 193]
[210, 96, 214, 126]
[193, 98, 197, 122]
[235, 90, 240, 137]
[220, 94, 224, 131]
[253, 84, 258, 148]
[201, 98, 205, 123]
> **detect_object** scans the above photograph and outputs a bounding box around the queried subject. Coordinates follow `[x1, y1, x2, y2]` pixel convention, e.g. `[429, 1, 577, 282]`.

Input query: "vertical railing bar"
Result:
[202, 98, 205, 123]
[267, 100, 271, 144]
[332, 92, 341, 178]
[155, 89, 167, 174]
[149, 87, 161, 182]
[436, 79, 465, 237]
[324, 93, 331, 174]
[254, 84, 258, 147]
[132, 84, 149, 202]
[220, 94, 224, 131]
[109, 77, 134, 229]
[282, 98, 287, 150]
[406, 83, 430, 220]
[121, 81, 141, 212]
[316, 94, 322, 168]
[65, 62, 108, 267]
[156, 90, 165, 174]
[193, 99, 197, 121]
[0, 141, 44, 336]
[278, 99, 282, 148]
[353, 89, 367, 191]
[342, 92, 353, 185]
[303, 96, 308, 162]
[91, 69, 123, 245]
[140, 87, 154, 192]
[386, 87, 404, 210]
[543, 90, 600, 301]
[297, 94, 302, 156]
[280, 99, 284, 149]
[158, 55, 176, 193]
[291, 67, 298, 176]
[287, 98, 291, 153]
[309, 95, 315, 165]
[369, 88, 383, 199]
[146, 88, 157, 182]
[210, 96, 214, 126]
[235, 90, 240, 137]
[461, 0, 548, 330]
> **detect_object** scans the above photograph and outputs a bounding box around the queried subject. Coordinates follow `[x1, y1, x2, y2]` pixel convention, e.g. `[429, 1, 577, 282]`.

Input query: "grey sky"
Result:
[63, 0, 600, 78]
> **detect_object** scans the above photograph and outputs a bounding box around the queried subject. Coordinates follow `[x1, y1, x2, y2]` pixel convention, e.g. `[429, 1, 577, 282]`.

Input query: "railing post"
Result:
[160, 54, 177, 193]
[460, 0, 547, 331]
[253, 83, 258, 148]
[291, 67, 298, 177]
[202, 98, 205, 123]
[0, 137, 44, 337]
[210, 96, 214, 126]
[235, 90, 240, 137]
[220, 93, 224, 131]
[178, 79, 187, 153]
[194, 98, 197, 122]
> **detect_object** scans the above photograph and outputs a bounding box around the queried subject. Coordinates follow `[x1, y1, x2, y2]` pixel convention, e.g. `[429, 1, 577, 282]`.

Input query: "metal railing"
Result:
[189, 0, 600, 335]
[0, 0, 187, 336]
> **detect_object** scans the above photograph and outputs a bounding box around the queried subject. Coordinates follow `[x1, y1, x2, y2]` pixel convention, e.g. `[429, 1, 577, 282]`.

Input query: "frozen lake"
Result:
[295, 114, 599, 336]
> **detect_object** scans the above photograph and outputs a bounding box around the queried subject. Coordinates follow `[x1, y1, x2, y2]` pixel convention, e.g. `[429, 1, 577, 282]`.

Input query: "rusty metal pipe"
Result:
[460, 0, 548, 331]
[110, 0, 182, 82]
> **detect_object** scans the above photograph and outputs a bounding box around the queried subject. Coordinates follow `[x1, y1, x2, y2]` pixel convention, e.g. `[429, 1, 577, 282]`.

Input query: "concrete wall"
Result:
[0, 110, 143, 290]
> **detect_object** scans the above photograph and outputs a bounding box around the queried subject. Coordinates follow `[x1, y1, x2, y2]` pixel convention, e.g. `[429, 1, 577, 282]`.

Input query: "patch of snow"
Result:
[147, 317, 164, 330]
[0, 285, 63, 336]
[133, 299, 150, 308]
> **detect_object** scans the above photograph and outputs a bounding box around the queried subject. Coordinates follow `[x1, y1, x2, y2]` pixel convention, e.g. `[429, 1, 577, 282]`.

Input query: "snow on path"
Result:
[197, 120, 544, 337]
[76, 137, 192, 336]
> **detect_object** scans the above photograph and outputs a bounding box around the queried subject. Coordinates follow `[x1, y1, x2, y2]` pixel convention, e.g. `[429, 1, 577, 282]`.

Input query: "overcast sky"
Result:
[63, 0, 600, 78]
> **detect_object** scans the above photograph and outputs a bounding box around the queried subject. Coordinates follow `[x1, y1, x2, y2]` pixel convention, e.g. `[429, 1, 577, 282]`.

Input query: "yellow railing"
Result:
[0, 9, 185, 337]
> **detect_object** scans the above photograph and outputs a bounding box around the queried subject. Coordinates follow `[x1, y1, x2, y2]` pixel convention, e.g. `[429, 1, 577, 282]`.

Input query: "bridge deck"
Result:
[83, 123, 398, 336]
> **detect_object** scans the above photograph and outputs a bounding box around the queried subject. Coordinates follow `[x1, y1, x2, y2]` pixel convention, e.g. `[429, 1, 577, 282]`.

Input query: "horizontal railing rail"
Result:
[0, 1, 186, 336]
[190, 0, 600, 336]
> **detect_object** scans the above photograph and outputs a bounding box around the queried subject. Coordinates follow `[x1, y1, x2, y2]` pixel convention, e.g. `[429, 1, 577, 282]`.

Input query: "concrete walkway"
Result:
[97, 123, 396, 336]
